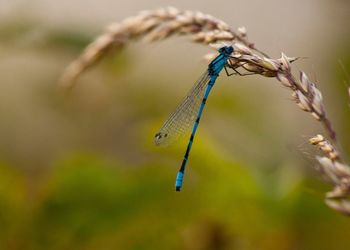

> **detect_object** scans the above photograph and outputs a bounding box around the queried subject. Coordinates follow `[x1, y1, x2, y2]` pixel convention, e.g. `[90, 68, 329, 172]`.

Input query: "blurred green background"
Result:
[0, 0, 350, 249]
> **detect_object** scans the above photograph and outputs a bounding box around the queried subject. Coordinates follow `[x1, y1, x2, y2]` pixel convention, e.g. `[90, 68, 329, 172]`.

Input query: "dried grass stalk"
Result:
[309, 135, 350, 215]
[60, 6, 348, 215]
[59, 6, 257, 88]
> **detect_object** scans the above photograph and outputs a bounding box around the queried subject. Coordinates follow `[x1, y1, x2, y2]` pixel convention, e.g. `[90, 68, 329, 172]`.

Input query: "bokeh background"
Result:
[0, 0, 350, 249]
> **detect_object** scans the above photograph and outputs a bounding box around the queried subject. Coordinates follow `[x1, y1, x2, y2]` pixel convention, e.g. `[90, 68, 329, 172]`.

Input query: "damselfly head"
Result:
[154, 132, 168, 145]
[218, 46, 234, 55]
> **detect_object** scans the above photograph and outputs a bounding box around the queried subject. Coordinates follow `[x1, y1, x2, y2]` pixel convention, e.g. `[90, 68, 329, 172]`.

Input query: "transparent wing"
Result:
[155, 71, 210, 146]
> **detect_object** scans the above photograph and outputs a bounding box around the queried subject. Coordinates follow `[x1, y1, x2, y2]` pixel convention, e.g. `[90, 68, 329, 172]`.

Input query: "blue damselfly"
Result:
[155, 46, 244, 191]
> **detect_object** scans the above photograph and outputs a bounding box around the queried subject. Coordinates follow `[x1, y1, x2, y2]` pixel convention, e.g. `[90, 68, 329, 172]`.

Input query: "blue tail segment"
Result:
[175, 46, 234, 191]
[175, 171, 184, 191]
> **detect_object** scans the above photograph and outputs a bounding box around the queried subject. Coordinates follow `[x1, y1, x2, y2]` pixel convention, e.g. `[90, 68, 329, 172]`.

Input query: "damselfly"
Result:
[155, 46, 240, 191]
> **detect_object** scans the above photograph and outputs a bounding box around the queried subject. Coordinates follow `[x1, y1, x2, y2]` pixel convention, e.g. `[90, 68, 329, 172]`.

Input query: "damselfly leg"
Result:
[224, 57, 258, 76]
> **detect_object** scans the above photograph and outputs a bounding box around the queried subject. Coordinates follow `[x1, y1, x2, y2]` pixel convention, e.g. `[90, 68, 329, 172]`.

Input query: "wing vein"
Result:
[155, 71, 210, 146]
